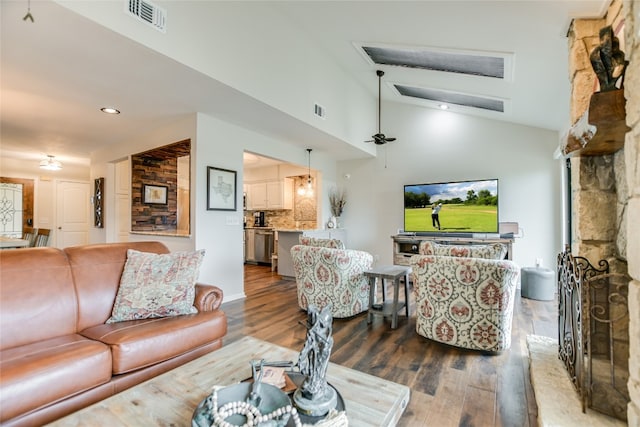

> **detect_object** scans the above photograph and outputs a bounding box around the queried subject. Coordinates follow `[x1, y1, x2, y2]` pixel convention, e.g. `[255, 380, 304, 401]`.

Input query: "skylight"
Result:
[395, 85, 504, 112]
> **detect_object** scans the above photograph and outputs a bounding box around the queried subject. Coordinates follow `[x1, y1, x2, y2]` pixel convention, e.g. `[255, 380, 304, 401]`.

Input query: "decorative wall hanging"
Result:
[143, 184, 168, 205]
[94, 177, 104, 228]
[207, 166, 237, 211]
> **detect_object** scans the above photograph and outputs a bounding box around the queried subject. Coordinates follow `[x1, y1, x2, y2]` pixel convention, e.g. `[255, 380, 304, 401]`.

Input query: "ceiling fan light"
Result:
[39, 155, 62, 170]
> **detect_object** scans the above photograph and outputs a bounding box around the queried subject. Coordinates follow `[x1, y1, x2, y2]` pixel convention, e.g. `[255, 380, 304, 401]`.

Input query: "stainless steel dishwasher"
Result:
[254, 229, 274, 265]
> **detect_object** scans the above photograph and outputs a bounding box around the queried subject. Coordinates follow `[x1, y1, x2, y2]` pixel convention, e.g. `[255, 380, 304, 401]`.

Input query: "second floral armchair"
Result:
[410, 249, 519, 352]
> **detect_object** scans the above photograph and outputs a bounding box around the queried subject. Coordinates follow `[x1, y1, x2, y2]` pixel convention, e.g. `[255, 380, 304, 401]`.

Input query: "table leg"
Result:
[382, 278, 387, 303]
[391, 277, 400, 329]
[367, 276, 375, 324]
[404, 273, 410, 317]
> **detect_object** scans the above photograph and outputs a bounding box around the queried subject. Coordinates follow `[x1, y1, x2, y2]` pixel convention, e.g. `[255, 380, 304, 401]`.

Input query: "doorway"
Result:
[0, 177, 34, 236]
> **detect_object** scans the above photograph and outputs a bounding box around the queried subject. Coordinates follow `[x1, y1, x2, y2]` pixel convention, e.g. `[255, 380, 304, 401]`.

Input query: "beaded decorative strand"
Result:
[210, 387, 302, 427]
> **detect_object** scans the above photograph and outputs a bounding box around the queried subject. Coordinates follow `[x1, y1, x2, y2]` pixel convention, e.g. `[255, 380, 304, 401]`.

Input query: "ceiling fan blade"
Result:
[385, 137, 396, 142]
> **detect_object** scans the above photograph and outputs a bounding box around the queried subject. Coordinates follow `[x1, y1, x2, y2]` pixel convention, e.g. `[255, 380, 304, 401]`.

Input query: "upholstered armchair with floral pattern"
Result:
[290, 245, 373, 318]
[410, 253, 520, 352]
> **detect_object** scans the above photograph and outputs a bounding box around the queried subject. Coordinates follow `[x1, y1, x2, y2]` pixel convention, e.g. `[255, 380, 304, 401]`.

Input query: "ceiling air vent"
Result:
[127, 0, 167, 33]
[314, 103, 326, 119]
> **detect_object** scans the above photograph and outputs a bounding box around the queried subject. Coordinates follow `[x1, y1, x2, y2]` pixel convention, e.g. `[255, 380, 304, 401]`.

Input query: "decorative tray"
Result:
[192, 371, 344, 427]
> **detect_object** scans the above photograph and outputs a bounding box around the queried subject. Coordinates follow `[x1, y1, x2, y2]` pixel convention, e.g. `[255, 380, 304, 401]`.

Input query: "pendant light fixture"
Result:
[297, 148, 314, 197]
[39, 155, 62, 171]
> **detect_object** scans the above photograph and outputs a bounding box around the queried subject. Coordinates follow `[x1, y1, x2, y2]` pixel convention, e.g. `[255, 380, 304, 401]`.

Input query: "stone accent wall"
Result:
[622, 1, 639, 424]
[131, 155, 178, 233]
[568, 0, 638, 422]
[568, 1, 627, 273]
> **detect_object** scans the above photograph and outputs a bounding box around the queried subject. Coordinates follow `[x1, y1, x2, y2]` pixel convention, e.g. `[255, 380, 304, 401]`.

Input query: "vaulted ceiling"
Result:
[1, 0, 608, 169]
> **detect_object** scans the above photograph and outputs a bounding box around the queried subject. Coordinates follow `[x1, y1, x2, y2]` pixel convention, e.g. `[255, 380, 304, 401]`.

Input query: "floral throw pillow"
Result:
[106, 249, 205, 323]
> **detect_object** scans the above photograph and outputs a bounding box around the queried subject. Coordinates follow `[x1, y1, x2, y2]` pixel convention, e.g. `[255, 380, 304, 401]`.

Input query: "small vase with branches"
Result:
[329, 187, 346, 218]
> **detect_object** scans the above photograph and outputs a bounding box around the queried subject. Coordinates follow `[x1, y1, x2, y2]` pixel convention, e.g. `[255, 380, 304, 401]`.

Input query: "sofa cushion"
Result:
[0, 248, 78, 350]
[107, 249, 205, 323]
[419, 240, 507, 260]
[299, 236, 345, 249]
[64, 241, 171, 331]
[81, 311, 227, 374]
[0, 335, 112, 422]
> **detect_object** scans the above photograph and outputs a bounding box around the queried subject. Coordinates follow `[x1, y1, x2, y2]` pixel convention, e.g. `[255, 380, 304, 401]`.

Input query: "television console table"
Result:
[391, 234, 514, 266]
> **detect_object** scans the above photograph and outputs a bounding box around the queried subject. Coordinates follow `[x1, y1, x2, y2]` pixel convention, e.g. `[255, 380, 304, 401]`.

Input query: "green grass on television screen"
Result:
[404, 204, 497, 232]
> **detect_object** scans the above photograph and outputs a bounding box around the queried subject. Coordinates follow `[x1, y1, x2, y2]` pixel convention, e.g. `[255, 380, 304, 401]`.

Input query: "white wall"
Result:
[55, 0, 374, 153]
[195, 113, 341, 301]
[338, 102, 563, 271]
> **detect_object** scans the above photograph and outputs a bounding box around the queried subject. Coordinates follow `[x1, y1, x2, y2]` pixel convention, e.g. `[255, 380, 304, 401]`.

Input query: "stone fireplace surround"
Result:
[564, 0, 639, 423]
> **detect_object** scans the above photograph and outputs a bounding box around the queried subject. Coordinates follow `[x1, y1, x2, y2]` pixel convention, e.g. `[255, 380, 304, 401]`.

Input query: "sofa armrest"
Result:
[194, 284, 224, 312]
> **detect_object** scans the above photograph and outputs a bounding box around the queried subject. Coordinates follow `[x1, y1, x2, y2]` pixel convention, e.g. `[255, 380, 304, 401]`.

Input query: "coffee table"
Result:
[48, 336, 410, 426]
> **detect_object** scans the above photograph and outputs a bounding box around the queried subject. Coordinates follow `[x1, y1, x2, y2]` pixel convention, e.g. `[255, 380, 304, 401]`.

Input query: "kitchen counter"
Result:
[275, 229, 304, 278]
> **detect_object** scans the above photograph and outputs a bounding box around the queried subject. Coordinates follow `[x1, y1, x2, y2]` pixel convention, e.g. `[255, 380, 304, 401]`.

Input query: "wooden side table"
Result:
[365, 265, 411, 329]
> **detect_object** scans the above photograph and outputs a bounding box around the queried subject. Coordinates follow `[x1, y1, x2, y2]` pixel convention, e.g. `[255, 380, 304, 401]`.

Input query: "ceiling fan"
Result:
[365, 70, 396, 145]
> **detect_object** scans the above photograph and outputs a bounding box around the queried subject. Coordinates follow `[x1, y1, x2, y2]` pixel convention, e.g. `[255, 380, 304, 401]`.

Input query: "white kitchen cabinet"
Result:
[247, 183, 268, 210]
[247, 178, 293, 210]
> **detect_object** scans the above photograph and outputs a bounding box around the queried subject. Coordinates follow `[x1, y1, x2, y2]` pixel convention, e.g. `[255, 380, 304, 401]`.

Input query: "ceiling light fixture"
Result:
[439, 104, 449, 110]
[100, 107, 120, 114]
[297, 148, 314, 197]
[39, 155, 62, 171]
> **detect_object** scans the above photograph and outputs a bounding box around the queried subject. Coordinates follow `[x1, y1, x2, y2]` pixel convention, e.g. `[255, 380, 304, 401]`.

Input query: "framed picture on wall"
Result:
[143, 184, 168, 205]
[207, 166, 237, 211]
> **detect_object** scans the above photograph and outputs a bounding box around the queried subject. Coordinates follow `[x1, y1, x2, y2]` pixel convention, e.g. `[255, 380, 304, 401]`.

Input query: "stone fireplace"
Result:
[562, 0, 639, 423]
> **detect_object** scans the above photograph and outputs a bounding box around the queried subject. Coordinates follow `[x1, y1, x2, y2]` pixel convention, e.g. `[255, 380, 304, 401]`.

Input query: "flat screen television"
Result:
[404, 178, 498, 235]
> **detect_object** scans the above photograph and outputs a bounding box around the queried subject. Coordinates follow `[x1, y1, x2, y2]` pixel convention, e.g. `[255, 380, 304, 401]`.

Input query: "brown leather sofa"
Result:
[0, 242, 227, 426]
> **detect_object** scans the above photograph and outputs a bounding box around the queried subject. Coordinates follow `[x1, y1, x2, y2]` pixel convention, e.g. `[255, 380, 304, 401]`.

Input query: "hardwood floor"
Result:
[222, 264, 558, 427]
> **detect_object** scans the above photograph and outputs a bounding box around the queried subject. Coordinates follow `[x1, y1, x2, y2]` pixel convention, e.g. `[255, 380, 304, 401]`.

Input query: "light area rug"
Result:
[526, 334, 625, 427]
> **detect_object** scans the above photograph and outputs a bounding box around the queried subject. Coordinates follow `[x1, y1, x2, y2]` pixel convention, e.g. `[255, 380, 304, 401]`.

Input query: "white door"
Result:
[56, 181, 90, 248]
[115, 194, 130, 241]
[114, 159, 130, 242]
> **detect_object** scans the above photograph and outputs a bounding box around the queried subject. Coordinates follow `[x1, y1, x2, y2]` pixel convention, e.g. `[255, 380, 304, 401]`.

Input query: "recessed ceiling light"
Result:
[439, 104, 449, 110]
[100, 107, 120, 114]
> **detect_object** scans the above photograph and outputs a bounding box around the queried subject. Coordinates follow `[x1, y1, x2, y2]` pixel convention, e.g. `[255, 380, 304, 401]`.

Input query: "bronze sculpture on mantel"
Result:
[590, 25, 628, 92]
[563, 24, 630, 157]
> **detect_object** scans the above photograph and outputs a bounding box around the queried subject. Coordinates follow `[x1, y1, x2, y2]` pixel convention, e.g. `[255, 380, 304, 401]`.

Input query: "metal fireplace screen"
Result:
[557, 246, 630, 421]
